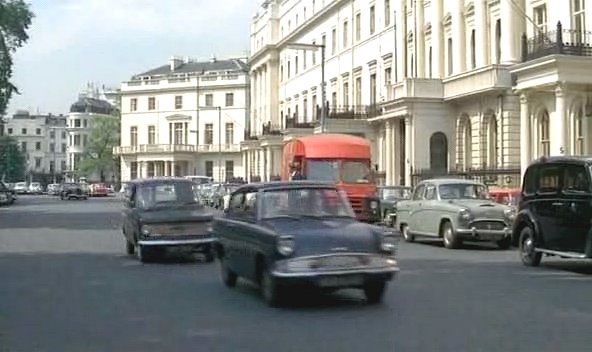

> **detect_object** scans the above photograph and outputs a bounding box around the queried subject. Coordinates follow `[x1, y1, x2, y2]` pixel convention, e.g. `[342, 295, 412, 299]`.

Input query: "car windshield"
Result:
[136, 181, 202, 209]
[438, 183, 490, 200]
[261, 187, 355, 219]
[381, 187, 411, 200]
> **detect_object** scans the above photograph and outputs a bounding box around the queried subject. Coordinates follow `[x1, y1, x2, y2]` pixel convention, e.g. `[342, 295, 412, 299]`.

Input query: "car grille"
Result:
[149, 222, 211, 236]
[472, 221, 505, 230]
[313, 255, 368, 270]
[348, 197, 363, 214]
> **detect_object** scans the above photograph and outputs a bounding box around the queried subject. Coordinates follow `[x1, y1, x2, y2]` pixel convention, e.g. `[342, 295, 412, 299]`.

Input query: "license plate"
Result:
[318, 275, 364, 287]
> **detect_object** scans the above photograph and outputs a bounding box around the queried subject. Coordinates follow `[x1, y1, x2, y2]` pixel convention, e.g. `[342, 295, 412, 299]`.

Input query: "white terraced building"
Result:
[115, 57, 249, 182]
[247, 0, 592, 187]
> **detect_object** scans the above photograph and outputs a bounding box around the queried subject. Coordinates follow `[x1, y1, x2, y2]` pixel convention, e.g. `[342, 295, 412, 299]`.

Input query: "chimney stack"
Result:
[169, 56, 183, 71]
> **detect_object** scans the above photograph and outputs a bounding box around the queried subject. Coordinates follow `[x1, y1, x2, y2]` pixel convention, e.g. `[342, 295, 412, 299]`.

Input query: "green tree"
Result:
[79, 116, 120, 182]
[0, 0, 34, 116]
[0, 135, 25, 181]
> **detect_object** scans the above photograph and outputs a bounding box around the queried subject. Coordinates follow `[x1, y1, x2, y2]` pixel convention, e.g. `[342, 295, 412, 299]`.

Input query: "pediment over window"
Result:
[407, 30, 414, 43]
[465, 2, 475, 17]
[425, 22, 432, 36]
[165, 114, 191, 121]
[443, 13, 452, 27]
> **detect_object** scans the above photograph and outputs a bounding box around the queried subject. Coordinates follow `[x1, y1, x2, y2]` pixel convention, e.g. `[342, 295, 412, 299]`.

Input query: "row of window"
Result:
[129, 93, 235, 112]
[20, 141, 67, 153]
[128, 123, 235, 146]
[26, 157, 67, 170]
[128, 160, 235, 180]
[5, 127, 66, 137]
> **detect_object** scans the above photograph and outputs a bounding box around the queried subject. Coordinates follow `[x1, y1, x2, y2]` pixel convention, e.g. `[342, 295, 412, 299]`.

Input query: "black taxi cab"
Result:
[513, 156, 592, 266]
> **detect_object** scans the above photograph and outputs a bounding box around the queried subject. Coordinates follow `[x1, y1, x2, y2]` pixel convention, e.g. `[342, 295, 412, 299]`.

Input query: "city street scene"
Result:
[1, 0, 592, 351]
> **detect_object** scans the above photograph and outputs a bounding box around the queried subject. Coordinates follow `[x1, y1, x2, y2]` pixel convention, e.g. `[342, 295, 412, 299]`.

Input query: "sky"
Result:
[7, 0, 255, 115]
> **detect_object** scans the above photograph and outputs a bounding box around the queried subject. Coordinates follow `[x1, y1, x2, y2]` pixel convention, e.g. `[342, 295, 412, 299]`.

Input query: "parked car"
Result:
[13, 182, 28, 194]
[46, 183, 60, 195]
[513, 156, 592, 267]
[59, 183, 88, 200]
[122, 177, 216, 263]
[378, 186, 412, 227]
[1, 182, 17, 203]
[213, 181, 399, 306]
[0, 182, 14, 205]
[89, 183, 109, 197]
[395, 179, 515, 249]
[28, 182, 43, 194]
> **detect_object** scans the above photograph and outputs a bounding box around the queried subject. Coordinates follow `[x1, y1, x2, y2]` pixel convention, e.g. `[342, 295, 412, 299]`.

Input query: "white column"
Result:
[250, 71, 257, 134]
[519, 94, 530, 179]
[474, 0, 489, 67]
[242, 150, 248, 180]
[141, 161, 148, 179]
[404, 117, 413, 187]
[164, 161, 170, 176]
[452, 0, 466, 74]
[431, 0, 443, 79]
[500, 0, 523, 64]
[551, 85, 567, 156]
[416, 0, 426, 78]
[170, 161, 176, 177]
[385, 121, 392, 184]
[396, 1, 407, 82]
[393, 121, 401, 185]
[265, 65, 271, 125]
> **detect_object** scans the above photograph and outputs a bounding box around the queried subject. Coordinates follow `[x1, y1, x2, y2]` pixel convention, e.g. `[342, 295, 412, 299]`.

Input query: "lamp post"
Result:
[285, 42, 326, 133]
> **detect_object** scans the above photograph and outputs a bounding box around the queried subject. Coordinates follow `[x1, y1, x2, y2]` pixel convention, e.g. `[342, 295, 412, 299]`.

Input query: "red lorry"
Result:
[281, 133, 381, 223]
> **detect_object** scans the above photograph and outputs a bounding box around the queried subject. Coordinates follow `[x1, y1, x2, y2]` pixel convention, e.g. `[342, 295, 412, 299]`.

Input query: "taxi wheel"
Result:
[364, 281, 386, 304]
[519, 226, 542, 267]
[261, 267, 282, 307]
[219, 258, 237, 288]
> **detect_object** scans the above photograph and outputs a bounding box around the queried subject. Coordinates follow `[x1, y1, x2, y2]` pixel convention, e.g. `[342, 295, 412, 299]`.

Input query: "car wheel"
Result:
[442, 221, 461, 249]
[261, 267, 282, 307]
[401, 224, 414, 243]
[519, 226, 542, 267]
[364, 281, 387, 304]
[126, 240, 135, 255]
[219, 258, 237, 288]
[204, 247, 215, 263]
[497, 236, 512, 250]
[136, 244, 154, 263]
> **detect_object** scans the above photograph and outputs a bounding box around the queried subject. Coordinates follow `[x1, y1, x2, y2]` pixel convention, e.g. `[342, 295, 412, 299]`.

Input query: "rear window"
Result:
[537, 165, 561, 193]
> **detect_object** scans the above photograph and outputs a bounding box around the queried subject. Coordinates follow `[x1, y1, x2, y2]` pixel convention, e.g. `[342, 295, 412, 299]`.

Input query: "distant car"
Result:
[213, 181, 399, 306]
[378, 186, 412, 227]
[13, 182, 28, 194]
[122, 177, 217, 263]
[513, 156, 592, 267]
[47, 184, 60, 195]
[395, 179, 515, 249]
[1, 182, 17, 203]
[89, 183, 109, 197]
[28, 182, 43, 194]
[59, 183, 88, 200]
[0, 182, 14, 205]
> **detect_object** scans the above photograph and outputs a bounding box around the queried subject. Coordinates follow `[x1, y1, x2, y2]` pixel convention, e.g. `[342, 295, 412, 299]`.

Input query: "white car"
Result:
[29, 182, 43, 194]
[14, 182, 28, 194]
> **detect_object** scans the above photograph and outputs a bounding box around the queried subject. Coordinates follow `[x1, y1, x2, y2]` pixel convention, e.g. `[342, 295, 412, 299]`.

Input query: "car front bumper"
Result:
[271, 254, 399, 288]
[138, 236, 216, 246]
[456, 227, 511, 241]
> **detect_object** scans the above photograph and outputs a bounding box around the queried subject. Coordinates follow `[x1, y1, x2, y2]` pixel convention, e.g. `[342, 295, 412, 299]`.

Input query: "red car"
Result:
[89, 183, 109, 197]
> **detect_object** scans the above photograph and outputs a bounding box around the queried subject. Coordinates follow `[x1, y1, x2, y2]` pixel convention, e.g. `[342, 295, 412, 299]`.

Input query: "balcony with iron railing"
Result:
[522, 22, 592, 62]
[113, 144, 195, 155]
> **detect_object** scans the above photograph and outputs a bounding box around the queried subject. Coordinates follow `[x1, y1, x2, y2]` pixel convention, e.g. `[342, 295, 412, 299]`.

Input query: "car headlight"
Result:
[458, 208, 471, 221]
[369, 200, 378, 209]
[141, 224, 152, 236]
[381, 232, 397, 253]
[277, 236, 295, 256]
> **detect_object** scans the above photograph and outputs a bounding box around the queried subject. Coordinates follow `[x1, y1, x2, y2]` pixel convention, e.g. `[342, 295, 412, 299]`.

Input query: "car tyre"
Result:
[442, 221, 461, 249]
[497, 236, 512, 250]
[204, 247, 215, 263]
[219, 258, 237, 288]
[136, 244, 154, 263]
[261, 267, 282, 307]
[519, 226, 542, 267]
[364, 281, 387, 304]
[126, 240, 135, 255]
[401, 224, 414, 243]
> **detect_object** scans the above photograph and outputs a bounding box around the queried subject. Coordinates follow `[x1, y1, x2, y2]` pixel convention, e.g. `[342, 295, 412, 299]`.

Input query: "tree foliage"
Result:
[79, 116, 120, 182]
[0, 135, 25, 181]
[0, 0, 34, 115]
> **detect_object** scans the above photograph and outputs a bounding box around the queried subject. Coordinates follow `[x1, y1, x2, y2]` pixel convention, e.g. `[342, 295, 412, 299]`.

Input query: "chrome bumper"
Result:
[271, 254, 399, 278]
[456, 227, 510, 240]
[138, 238, 216, 246]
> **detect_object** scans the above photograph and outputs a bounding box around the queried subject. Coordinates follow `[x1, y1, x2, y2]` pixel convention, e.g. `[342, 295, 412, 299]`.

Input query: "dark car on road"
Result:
[0, 181, 14, 205]
[122, 177, 217, 263]
[59, 183, 88, 200]
[213, 181, 399, 306]
[378, 186, 412, 227]
[513, 156, 592, 267]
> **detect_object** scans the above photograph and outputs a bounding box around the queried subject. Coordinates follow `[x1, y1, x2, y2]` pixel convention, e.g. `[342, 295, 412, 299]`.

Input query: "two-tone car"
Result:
[213, 181, 399, 306]
[395, 179, 515, 249]
[122, 177, 217, 263]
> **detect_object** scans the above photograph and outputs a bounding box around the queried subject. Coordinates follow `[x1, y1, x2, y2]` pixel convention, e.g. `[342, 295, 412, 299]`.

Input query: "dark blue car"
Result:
[213, 181, 399, 306]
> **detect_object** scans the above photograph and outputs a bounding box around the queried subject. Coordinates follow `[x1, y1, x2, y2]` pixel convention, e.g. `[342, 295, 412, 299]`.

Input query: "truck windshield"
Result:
[307, 160, 340, 182]
[342, 161, 371, 183]
[306, 159, 371, 184]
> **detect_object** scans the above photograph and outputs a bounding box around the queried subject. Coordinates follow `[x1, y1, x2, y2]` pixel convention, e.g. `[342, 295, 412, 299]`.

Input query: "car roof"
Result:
[129, 177, 193, 186]
[418, 178, 484, 186]
[235, 180, 337, 192]
[527, 155, 592, 167]
[379, 185, 412, 189]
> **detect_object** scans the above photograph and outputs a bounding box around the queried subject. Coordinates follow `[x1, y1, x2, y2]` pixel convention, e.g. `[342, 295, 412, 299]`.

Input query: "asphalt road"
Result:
[1, 195, 591, 352]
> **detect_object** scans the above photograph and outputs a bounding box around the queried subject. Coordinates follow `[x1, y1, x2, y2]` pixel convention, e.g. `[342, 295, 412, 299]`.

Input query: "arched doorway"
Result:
[430, 132, 448, 171]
